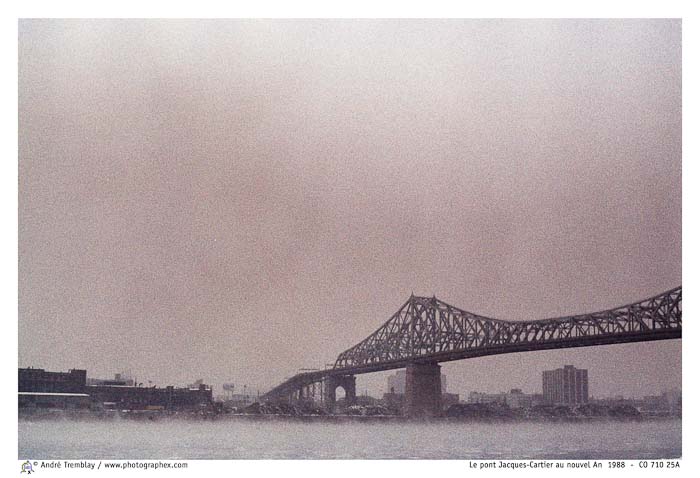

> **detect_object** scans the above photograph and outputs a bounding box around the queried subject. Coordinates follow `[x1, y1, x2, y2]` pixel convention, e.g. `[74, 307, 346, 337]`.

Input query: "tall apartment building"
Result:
[542, 365, 588, 405]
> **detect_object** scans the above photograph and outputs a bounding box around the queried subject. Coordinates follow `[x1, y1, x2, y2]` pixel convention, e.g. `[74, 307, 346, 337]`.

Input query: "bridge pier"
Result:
[323, 375, 356, 408]
[404, 362, 442, 418]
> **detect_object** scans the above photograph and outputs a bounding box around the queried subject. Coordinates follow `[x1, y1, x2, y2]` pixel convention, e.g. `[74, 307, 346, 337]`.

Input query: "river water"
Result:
[19, 417, 681, 460]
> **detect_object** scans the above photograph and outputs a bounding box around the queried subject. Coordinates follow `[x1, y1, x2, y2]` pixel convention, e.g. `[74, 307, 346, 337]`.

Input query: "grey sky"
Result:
[19, 19, 681, 398]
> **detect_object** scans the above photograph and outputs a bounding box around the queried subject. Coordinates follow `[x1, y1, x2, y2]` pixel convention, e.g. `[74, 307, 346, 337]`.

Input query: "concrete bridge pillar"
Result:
[404, 362, 442, 418]
[323, 375, 356, 407]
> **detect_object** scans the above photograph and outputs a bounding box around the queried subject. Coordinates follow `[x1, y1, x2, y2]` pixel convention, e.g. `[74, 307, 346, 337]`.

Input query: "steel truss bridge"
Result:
[263, 286, 681, 404]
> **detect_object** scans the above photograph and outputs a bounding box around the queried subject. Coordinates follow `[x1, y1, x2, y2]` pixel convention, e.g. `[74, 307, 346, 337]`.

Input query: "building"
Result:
[387, 370, 405, 394]
[542, 365, 589, 405]
[467, 389, 543, 409]
[387, 370, 447, 395]
[87, 383, 212, 411]
[632, 390, 682, 415]
[19, 367, 87, 393]
[505, 389, 543, 409]
[19, 367, 212, 411]
[86, 373, 135, 387]
[223, 393, 257, 409]
[468, 391, 507, 405]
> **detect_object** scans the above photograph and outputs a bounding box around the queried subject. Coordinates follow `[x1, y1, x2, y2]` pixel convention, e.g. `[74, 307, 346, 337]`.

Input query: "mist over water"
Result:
[19, 418, 681, 460]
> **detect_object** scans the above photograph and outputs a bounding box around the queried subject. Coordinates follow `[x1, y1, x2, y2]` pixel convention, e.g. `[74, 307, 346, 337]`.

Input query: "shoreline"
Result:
[18, 410, 682, 424]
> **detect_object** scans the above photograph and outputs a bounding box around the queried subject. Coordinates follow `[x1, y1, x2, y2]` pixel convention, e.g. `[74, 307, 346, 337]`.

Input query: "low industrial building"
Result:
[19, 367, 87, 394]
[18, 367, 212, 412]
[468, 389, 543, 409]
[86, 373, 135, 387]
[88, 384, 212, 411]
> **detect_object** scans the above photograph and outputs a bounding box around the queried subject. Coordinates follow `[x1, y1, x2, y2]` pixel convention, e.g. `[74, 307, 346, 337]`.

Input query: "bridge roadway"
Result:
[262, 286, 681, 417]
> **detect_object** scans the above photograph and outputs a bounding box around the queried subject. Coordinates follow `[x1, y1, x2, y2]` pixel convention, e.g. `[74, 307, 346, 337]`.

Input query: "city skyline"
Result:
[18, 361, 681, 402]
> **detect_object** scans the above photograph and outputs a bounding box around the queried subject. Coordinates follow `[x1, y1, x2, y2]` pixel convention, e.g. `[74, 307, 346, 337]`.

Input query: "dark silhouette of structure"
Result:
[19, 368, 87, 394]
[542, 365, 589, 405]
[18, 367, 212, 411]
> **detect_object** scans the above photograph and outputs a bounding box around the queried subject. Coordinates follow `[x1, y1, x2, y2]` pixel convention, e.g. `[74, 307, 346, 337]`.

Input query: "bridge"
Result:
[263, 286, 681, 417]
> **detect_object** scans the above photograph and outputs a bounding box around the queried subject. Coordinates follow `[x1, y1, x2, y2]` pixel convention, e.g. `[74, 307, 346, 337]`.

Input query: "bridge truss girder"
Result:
[333, 287, 681, 370]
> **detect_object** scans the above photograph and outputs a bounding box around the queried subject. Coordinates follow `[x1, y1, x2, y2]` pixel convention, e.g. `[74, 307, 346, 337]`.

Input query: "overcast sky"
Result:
[19, 19, 681, 398]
